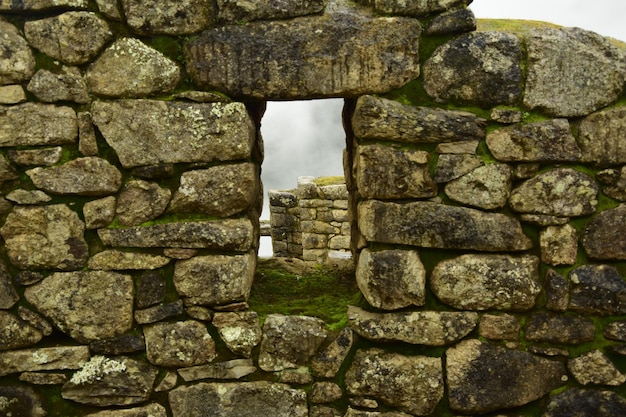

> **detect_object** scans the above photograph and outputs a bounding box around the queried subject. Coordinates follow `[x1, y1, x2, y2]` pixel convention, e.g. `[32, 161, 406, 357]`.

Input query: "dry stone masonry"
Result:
[0, 0, 626, 416]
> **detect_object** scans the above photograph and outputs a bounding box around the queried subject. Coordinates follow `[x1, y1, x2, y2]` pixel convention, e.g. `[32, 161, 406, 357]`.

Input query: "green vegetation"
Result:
[313, 176, 345, 186]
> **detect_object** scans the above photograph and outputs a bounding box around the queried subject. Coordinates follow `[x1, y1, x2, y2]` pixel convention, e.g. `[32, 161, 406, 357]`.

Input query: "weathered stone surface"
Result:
[259, 315, 328, 371]
[95, 0, 122, 20]
[582, 204, 626, 260]
[144, 320, 216, 367]
[62, 355, 158, 406]
[174, 253, 256, 307]
[490, 107, 523, 124]
[169, 382, 308, 417]
[424, 31, 522, 107]
[278, 368, 313, 385]
[136, 271, 166, 309]
[131, 163, 176, 179]
[0, 260, 19, 309]
[310, 381, 342, 404]
[115, 179, 171, 226]
[356, 248, 425, 310]
[352, 95, 485, 143]
[486, 119, 581, 162]
[78, 111, 99, 156]
[368, 0, 467, 16]
[0, 386, 46, 417]
[212, 311, 262, 358]
[86, 38, 181, 98]
[169, 163, 259, 217]
[24, 12, 112, 65]
[84, 196, 116, 229]
[348, 305, 477, 346]
[9, 146, 62, 166]
[98, 218, 255, 250]
[24, 271, 134, 343]
[445, 163, 512, 209]
[0, 154, 18, 182]
[0, 102, 77, 146]
[0, 311, 42, 350]
[431, 254, 540, 311]
[18, 306, 52, 336]
[89, 250, 171, 271]
[579, 107, 626, 166]
[1, 204, 88, 270]
[540, 224, 578, 266]
[525, 312, 595, 344]
[0, 18, 35, 85]
[546, 269, 569, 312]
[185, 13, 421, 100]
[433, 154, 483, 183]
[89, 334, 146, 355]
[134, 300, 184, 325]
[19, 371, 68, 385]
[568, 350, 625, 386]
[446, 339, 566, 414]
[27, 66, 89, 103]
[121, 0, 213, 35]
[0, 84, 26, 104]
[178, 359, 256, 382]
[85, 403, 167, 417]
[509, 168, 598, 216]
[355, 144, 436, 200]
[345, 348, 443, 416]
[605, 321, 626, 341]
[359, 200, 532, 251]
[597, 166, 626, 201]
[524, 28, 625, 117]
[154, 371, 178, 392]
[343, 409, 412, 417]
[311, 328, 355, 378]
[543, 388, 626, 417]
[217, 0, 326, 23]
[424, 7, 476, 35]
[436, 140, 479, 154]
[569, 264, 626, 315]
[92, 100, 255, 168]
[0, 0, 88, 10]
[478, 314, 519, 341]
[0, 346, 90, 377]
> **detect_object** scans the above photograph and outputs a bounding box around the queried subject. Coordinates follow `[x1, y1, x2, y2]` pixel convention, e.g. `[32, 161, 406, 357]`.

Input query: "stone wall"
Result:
[1, 0, 626, 416]
[269, 176, 351, 264]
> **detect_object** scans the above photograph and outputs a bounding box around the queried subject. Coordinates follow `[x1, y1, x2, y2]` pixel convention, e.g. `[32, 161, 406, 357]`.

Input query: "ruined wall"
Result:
[1, 0, 626, 416]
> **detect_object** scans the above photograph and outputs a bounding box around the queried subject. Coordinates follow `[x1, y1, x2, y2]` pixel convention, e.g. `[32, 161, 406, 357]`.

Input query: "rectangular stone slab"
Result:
[0, 346, 90, 377]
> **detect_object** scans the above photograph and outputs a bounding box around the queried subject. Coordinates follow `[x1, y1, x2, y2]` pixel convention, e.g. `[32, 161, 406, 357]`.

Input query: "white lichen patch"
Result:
[31, 351, 49, 364]
[69, 355, 126, 385]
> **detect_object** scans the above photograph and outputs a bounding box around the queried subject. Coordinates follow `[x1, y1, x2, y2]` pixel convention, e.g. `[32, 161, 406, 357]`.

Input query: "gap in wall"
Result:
[259, 99, 346, 257]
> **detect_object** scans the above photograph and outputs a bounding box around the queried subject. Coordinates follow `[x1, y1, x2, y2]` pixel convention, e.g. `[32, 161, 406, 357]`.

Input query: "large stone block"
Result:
[184, 11, 421, 99]
[121, 0, 214, 35]
[578, 106, 626, 167]
[0, 18, 35, 85]
[0, 103, 77, 147]
[582, 204, 626, 260]
[217, 0, 326, 23]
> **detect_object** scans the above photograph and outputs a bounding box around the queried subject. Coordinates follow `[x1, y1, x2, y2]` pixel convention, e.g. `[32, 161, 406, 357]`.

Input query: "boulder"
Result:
[8, 146, 62, 166]
[0, 18, 35, 85]
[569, 264, 626, 315]
[115, 179, 171, 226]
[83, 196, 116, 229]
[568, 350, 626, 386]
[27, 66, 90, 103]
[212, 311, 262, 358]
[597, 166, 626, 201]
[579, 106, 626, 166]
[582, 204, 626, 260]
[144, 320, 216, 367]
[0, 84, 26, 104]
[121, 0, 214, 35]
[444, 163, 512, 209]
[0, 103, 77, 146]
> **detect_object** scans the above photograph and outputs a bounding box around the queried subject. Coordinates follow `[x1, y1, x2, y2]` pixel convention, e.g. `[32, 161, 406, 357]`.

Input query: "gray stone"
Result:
[435, 140, 479, 154]
[356, 248, 425, 310]
[212, 311, 262, 358]
[424, 31, 522, 107]
[174, 253, 256, 307]
[0, 0, 89, 10]
[8, 146, 62, 166]
[19, 372, 68, 385]
[131, 164, 176, 179]
[524, 28, 625, 117]
[445, 163, 512, 209]
[520, 214, 570, 227]
[185, 12, 421, 100]
[348, 305, 477, 346]
[178, 359, 256, 382]
[310, 382, 342, 404]
[169, 382, 308, 417]
[433, 154, 484, 182]
[1, 204, 88, 270]
[95, 0, 122, 20]
[490, 107, 523, 124]
[0, 84, 26, 103]
[605, 321, 626, 341]
[259, 315, 328, 371]
[345, 348, 443, 416]
[582, 204, 626, 260]
[367, 0, 467, 16]
[89, 335, 146, 355]
[169, 163, 259, 217]
[116, 179, 171, 226]
[514, 162, 541, 179]
[18, 306, 52, 336]
[78, 111, 99, 156]
[431, 254, 540, 311]
[0, 18, 35, 85]
[0, 386, 46, 417]
[509, 168, 598, 217]
[446, 339, 566, 414]
[311, 406, 342, 417]
[0, 260, 19, 309]
[134, 300, 184, 324]
[0, 311, 42, 350]
[0, 154, 18, 182]
[579, 106, 626, 166]
[24, 271, 134, 343]
[27, 66, 89, 103]
[352, 95, 486, 143]
[164, 248, 198, 260]
[24, 12, 112, 65]
[92, 100, 255, 168]
[89, 250, 171, 271]
[83, 196, 116, 229]
[424, 7, 476, 35]
[311, 328, 355, 378]
[86, 38, 181, 98]
[154, 371, 178, 392]
[569, 264, 626, 315]
[597, 167, 626, 201]
[543, 388, 626, 417]
[478, 314, 519, 340]
[85, 403, 167, 417]
[0, 346, 90, 377]
[174, 90, 232, 103]
[217, 0, 326, 23]
[144, 320, 216, 367]
[525, 312, 595, 344]
[6, 189, 52, 204]
[27, 157, 122, 196]
[62, 355, 158, 407]
[358, 200, 532, 252]
[540, 224, 578, 266]
[355, 144, 436, 200]
[568, 350, 625, 386]
[343, 409, 412, 417]
[486, 119, 581, 162]
[546, 269, 569, 312]
[14, 271, 44, 287]
[121, 0, 214, 35]
[0, 102, 77, 146]
[278, 368, 313, 385]
[136, 271, 166, 309]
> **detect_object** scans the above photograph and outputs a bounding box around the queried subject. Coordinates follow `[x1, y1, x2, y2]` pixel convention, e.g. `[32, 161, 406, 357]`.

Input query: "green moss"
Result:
[476, 18, 562, 36]
[313, 176, 345, 186]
